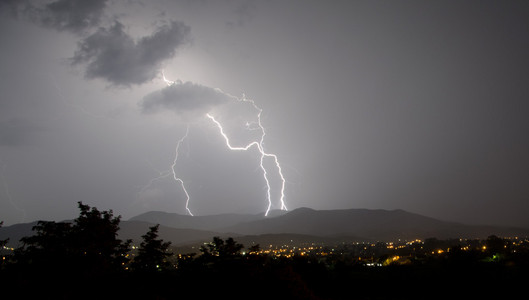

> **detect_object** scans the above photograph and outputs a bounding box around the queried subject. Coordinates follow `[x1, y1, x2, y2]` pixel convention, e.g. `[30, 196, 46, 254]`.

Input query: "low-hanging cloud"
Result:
[141, 82, 234, 117]
[72, 20, 190, 86]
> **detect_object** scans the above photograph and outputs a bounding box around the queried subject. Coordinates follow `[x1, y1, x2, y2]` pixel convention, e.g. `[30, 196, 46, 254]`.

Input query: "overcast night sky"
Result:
[1, 0, 528, 228]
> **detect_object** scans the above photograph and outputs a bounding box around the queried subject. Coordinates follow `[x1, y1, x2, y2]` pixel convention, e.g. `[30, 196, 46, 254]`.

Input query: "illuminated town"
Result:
[156, 235, 529, 270]
[2, 218, 528, 300]
[6, 236, 527, 264]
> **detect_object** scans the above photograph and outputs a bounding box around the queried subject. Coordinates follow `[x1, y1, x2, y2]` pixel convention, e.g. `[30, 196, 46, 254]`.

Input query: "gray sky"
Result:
[1, 0, 528, 227]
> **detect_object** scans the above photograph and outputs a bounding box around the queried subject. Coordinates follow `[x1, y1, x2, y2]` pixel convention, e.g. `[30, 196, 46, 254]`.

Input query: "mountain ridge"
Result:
[2, 207, 528, 248]
[131, 207, 529, 240]
[128, 210, 274, 231]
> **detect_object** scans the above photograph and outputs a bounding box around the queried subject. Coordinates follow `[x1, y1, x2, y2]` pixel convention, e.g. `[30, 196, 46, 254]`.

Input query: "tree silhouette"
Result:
[248, 244, 261, 254]
[0, 221, 8, 268]
[0, 221, 7, 248]
[72, 202, 131, 272]
[131, 224, 173, 272]
[16, 220, 73, 268]
[486, 235, 506, 255]
[15, 202, 131, 273]
[200, 236, 244, 258]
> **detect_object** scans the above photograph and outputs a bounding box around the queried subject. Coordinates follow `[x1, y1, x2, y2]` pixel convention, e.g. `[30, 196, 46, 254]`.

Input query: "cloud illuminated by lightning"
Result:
[151, 72, 287, 216]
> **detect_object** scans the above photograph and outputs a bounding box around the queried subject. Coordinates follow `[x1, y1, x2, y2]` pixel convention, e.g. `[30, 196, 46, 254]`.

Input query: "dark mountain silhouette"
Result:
[130, 207, 529, 241]
[2, 208, 528, 248]
[129, 210, 286, 231]
[0, 221, 38, 247]
[118, 220, 223, 246]
[223, 207, 529, 240]
[0, 220, 223, 247]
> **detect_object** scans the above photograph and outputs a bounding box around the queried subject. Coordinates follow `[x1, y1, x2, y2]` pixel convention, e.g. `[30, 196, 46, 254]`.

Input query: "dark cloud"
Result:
[71, 20, 190, 86]
[141, 81, 233, 117]
[0, 0, 29, 17]
[1, 0, 191, 86]
[1, 0, 107, 33]
[38, 0, 108, 33]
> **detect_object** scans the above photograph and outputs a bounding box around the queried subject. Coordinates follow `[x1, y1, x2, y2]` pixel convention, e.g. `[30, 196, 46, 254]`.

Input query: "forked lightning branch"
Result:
[156, 74, 287, 216]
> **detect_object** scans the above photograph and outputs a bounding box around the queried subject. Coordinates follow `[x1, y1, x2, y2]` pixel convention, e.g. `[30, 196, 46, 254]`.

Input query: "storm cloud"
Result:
[71, 20, 190, 86]
[2, 0, 191, 86]
[141, 81, 233, 117]
[1, 0, 108, 33]
[0, 0, 29, 17]
[2, 0, 529, 228]
[37, 0, 108, 33]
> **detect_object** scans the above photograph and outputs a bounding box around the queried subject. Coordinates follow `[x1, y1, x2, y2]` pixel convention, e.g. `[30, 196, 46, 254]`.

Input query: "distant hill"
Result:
[129, 210, 286, 231]
[2, 208, 528, 248]
[119, 220, 223, 246]
[0, 221, 38, 247]
[223, 207, 529, 240]
[129, 207, 529, 241]
[0, 220, 222, 247]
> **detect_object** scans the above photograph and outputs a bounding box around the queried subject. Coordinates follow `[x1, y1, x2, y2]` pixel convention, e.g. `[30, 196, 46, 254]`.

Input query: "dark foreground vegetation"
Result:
[1, 203, 528, 300]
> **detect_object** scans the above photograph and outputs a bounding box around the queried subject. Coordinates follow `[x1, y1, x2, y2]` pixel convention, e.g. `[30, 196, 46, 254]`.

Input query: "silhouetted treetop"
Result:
[18, 221, 73, 262]
[200, 236, 244, 259]
[15, 202, 131, 272]
[72, 202, 130, 265]
[0, 221, 8, 268]
[0, 221, 7, 249]
[132, 224, 173, 272]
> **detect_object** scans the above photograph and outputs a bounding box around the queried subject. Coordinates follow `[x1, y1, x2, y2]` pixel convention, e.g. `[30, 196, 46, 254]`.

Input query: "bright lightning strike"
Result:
[206, 91, 288, 216]
[170, 125, 193, 216]
[162, 70, 181, 86]
[206, 112, 287, 216]
[137, 126, 193, 215]
[154, 72, 287, 216]
[161, 71, 193, 215]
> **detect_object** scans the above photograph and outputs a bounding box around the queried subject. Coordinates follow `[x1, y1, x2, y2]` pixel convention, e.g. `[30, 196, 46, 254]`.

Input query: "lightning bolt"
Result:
[155, 72, 287, 216]
[205, 89, 287, 215]
[137, 126, 193, 215]
[206, 110, 287, 216]
[170, 125, 193, 216]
